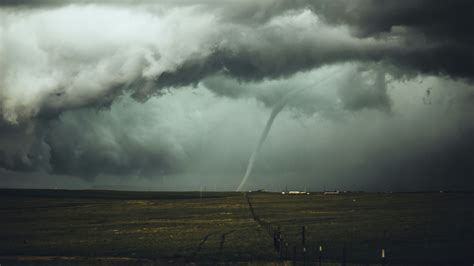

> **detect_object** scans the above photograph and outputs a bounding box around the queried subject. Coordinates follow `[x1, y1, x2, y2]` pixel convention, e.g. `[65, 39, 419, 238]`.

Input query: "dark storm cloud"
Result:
[337, 67, 391, 112]
[0, 120, 50, 171]
[202, 0, 474, 81]
[1, 1, 474, 190]
[1, 1, 472, 122]
[42, 89, 248, 180]
[310, 0, 474, 78]
[203, 64, 392, 114]
[310, 1, 472, 40]
[46, 114, 177, 179]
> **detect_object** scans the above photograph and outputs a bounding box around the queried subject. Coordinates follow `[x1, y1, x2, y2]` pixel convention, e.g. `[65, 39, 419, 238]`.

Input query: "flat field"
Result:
[0, 189, 473, 265]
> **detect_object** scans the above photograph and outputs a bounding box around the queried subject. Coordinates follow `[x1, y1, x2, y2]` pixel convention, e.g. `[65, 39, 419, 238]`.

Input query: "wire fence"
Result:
[244, 192, 473, 265]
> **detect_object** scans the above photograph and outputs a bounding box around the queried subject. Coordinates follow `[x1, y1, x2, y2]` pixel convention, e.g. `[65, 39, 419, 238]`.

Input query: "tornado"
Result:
[236, 70, 340, 192]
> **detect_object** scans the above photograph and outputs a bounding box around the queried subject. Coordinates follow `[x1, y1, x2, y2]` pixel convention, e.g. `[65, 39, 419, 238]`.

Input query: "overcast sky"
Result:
[1, 0, 473, 191]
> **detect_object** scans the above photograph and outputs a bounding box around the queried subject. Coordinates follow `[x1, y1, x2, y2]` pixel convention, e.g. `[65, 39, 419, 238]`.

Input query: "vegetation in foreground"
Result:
[0, 189, 473, 265]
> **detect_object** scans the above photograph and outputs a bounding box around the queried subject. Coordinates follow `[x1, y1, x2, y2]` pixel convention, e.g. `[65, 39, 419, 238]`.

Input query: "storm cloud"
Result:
[0, 1, 474, 190]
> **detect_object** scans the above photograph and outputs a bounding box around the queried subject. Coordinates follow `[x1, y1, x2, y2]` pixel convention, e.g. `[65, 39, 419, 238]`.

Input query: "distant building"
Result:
[323, 190, 340, 195]
[282, 191, 310, 195]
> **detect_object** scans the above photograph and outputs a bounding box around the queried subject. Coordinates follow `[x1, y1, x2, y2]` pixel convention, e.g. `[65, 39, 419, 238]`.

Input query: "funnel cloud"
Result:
[0, 1, 474, 191]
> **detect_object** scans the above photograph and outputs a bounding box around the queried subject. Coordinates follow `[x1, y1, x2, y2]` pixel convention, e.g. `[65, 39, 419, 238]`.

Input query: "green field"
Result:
[0, 189, 473, 265]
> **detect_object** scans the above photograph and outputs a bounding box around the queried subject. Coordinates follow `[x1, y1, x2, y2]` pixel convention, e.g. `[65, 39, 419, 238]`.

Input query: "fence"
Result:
[244, 192, 432, 265]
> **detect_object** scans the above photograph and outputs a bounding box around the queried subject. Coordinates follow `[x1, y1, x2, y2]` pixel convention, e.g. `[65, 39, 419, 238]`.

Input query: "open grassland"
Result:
[0, 189, 473, 265]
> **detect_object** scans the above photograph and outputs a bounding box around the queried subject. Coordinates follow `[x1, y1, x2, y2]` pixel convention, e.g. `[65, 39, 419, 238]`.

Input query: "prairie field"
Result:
[0, 189, 473, 265]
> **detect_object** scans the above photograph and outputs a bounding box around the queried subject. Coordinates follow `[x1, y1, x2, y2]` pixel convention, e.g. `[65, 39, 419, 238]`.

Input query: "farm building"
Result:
[281, 191, 310, 195]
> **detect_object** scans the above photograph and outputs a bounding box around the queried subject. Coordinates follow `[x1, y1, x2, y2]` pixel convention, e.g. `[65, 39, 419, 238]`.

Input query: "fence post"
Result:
[279, 236, 283, 261]
[277, 226, 281, 253]
[342, 243, 347, 266]
[273, 229, 277, 251]
[303, 246, 306, 266]
[302, 226, 306, 265]
[381, 248, 386, 266]
[318, 245, 322, 266]
[293, 245, 297, 265]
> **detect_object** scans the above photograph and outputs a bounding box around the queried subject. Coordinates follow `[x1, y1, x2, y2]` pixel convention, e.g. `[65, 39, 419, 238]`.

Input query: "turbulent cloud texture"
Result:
[0, 1, 473, 190]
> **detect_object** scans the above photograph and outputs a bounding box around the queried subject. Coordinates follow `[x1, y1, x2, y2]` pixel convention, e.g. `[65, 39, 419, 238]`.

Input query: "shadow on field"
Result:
[188, 231, 216, 261]
[218, 230, 235, 257]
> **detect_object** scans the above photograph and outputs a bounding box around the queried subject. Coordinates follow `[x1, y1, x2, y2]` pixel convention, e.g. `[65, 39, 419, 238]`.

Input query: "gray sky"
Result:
[1, 0, 474, 191]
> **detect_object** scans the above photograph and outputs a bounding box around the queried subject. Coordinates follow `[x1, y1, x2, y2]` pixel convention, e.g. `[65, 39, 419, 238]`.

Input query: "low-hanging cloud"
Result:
[24, 74, 474, 191]
[1, 1, 474, 190]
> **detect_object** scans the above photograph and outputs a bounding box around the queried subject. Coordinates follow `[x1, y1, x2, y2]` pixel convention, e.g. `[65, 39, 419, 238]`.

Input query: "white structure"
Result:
[282, 191, 310, 195]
